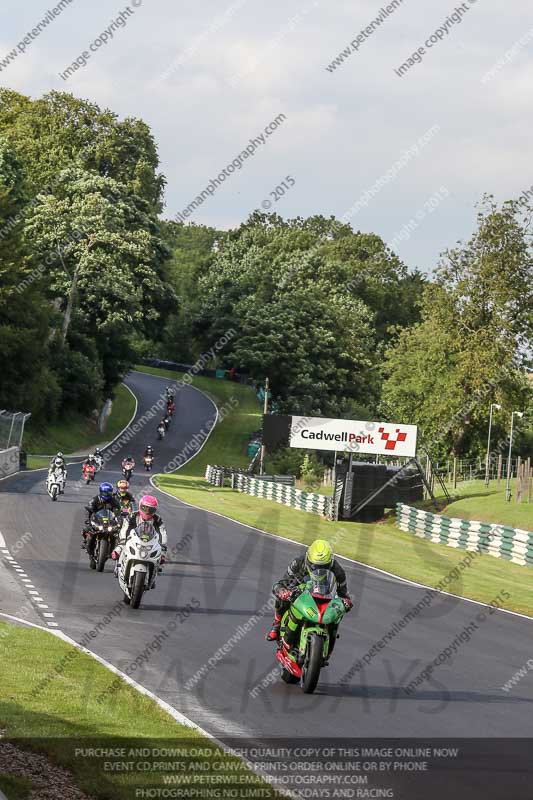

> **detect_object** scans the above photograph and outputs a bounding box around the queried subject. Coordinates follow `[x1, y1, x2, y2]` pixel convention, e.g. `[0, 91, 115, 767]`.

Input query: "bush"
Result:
[300, 452, 324, 489]
[267, 446, 305, 477]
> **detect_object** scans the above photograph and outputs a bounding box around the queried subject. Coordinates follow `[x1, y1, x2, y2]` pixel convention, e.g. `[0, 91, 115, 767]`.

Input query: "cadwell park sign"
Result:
[289, 415, 418, 458]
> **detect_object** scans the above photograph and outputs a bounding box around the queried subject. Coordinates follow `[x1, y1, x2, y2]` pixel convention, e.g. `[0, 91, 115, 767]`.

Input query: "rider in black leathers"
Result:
[81, 483, 122, 554]
[266, 547, 353, 644]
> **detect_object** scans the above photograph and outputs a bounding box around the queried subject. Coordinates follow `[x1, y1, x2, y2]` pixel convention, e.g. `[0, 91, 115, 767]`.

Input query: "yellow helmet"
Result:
[306, 539, 334, 572]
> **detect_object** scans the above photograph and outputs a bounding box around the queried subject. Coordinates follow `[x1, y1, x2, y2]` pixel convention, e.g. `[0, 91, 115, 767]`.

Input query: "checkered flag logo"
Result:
[378, 426, 408, 451]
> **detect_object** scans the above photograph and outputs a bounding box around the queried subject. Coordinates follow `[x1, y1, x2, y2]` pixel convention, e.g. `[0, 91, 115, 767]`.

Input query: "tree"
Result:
[0, 89, 175, 420]
[190, 213, 422, 414]
[213, 283, 376, 416]
[0, 90, 165, 211]
[24, 168, 177, 392]
[0, 137, 57, 419]
[157, 221, 220, 362]
[382, 196, 533, 458]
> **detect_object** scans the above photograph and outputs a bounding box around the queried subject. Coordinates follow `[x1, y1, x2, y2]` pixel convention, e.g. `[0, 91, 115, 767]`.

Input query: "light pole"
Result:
[484, 403, 501, 487]
[505, 411, 524, 502]
[259, 377, 269, 476]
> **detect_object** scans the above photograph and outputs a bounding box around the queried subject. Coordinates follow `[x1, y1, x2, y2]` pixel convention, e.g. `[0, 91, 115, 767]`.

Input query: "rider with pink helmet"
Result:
[112, 494, 168, 569]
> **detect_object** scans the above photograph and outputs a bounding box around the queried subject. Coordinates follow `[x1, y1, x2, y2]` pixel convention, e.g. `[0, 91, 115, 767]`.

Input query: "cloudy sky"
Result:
[1, 0, 531, 272]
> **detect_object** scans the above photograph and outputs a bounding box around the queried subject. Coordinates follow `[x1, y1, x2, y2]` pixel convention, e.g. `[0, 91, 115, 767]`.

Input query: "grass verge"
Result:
[25, 456, 51, 471]
[0, 774, 32, 799]
[138, 366, 533, 617]
[443, 482, 533, 529]
[23, 383, 135, 459]
[0, 621, 280, 799]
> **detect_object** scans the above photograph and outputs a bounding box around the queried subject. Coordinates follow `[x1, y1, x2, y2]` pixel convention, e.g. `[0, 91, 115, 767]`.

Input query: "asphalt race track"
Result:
[1, 370, 533, 797]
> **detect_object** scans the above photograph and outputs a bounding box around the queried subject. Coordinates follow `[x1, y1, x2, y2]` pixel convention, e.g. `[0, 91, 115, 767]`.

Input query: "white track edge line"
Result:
[0, 612, 296, 799]
[0, 611, 223, 734]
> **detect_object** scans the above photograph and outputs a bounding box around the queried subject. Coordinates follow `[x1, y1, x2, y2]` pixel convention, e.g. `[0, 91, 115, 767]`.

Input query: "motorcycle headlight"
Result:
[129, 546, 135, 555]
[140, 547, 150, 558]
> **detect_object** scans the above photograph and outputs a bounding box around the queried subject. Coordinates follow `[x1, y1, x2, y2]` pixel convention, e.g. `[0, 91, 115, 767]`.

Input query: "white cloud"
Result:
[0, 0, 531, 270]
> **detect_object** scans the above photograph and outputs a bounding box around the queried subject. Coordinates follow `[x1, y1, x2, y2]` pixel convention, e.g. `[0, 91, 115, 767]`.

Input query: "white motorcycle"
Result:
[46, 468, 65, 501]
[94, 454, 104, 471]
[116, 522, 162, 609]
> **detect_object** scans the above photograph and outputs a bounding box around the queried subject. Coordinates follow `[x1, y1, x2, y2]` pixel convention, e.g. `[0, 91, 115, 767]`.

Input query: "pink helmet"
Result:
[139, 495, 158, 520]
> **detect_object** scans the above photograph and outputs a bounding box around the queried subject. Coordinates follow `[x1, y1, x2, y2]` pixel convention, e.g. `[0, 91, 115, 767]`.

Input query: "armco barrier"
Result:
[232, 472, 332, 518]
[252, 474, 295, 486]
[205, 465, 225, 487]
[0, 446, 20, 479]
[205, 465, 249, 485]
[205, 465, 295, 487]
[396, 503, 533, 567]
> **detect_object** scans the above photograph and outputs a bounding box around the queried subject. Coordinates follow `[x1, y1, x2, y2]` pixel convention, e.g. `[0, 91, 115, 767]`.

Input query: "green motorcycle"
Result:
[276, 569, 347, 694]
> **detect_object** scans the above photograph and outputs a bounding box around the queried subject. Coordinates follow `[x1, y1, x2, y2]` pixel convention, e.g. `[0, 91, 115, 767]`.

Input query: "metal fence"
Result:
[0, 410, 31, 449]
[434, 455, 523, 485]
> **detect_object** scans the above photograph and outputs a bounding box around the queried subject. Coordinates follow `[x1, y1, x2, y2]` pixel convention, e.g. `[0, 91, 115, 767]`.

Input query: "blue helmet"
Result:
[99, 482, 114, 501]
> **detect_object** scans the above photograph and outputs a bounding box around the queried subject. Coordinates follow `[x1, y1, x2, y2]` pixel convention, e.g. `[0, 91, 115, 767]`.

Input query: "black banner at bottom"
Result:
[1, 738, 531, 800]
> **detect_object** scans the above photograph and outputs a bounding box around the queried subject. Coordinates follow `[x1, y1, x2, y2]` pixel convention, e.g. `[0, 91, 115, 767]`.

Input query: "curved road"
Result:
[1, 370, 532, 797]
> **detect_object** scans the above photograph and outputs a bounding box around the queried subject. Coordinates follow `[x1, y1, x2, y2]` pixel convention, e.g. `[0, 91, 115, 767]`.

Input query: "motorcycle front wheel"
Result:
[130, 571, 145, 609]
[301, 633, 324, 694]
[51, 487, 58, 501]
[97, 540, 108, 572]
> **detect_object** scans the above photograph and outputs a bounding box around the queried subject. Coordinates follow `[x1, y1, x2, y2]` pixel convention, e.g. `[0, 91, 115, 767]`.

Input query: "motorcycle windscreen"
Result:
[135, 521, 158, 542]
[94, 509, 117, 526]
[307, 568, 337, 600]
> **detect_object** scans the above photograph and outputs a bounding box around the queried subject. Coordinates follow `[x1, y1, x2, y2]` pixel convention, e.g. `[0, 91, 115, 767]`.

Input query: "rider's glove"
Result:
[111, 550, 119, 560]
[276, 588, 292, 601]
[342, 597, 354, 612]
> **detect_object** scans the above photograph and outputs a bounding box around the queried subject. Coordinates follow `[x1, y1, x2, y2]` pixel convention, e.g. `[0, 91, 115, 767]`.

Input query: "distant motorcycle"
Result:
[87, 509, 121, 572]
[157, 424, 165, 440]
[166, 401, 175, 417]
[144, 455, 154, 472]
[82, 463, 96, 484]
[46, 468, 65, 501]
[122, 459, 135, 481]
[94, 454, 104, 471]
[163, 416, 171, 431]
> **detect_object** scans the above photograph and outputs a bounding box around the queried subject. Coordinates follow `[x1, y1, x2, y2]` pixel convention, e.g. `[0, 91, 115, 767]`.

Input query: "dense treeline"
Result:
[382, 197, 533, 459]
[0, 89, 177, 424]
[0, 88, 531, 459]
[158, 205, 532, 460]
[159, 213, 425, 418]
